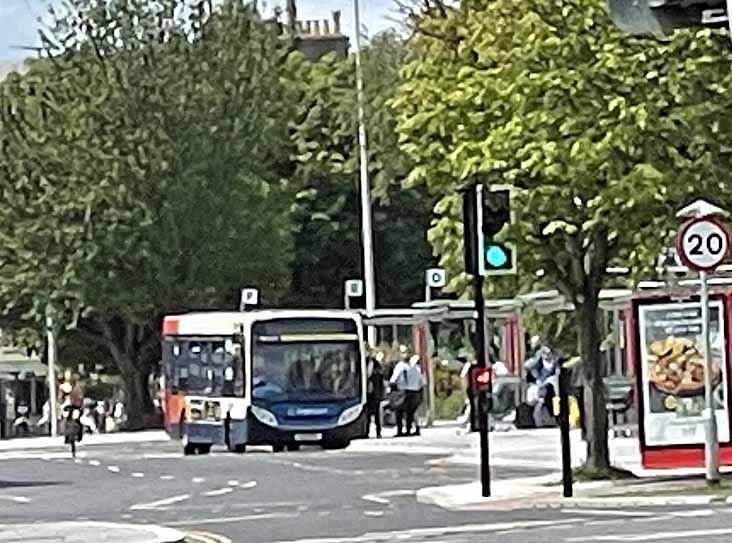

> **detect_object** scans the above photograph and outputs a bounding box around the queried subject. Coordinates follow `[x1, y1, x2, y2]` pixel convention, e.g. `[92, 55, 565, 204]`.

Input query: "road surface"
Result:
[0, 430, 728, 542]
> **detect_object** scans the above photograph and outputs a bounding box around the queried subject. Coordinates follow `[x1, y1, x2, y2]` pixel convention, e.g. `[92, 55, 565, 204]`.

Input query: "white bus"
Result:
[160, 310, 368, 455]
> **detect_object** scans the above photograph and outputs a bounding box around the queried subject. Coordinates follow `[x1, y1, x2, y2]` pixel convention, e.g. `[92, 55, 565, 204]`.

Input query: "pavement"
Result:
[2, 424, 732, 542]
[0, 521, 185, 543]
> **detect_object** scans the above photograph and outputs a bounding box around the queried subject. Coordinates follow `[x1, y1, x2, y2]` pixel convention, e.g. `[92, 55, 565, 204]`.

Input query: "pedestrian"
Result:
[404, 355, 425, 436]
[459, 352, 479, 432]
[525, 345, 559, 428]
[389, 346, 411, 437]
[367, 351, 386, 438]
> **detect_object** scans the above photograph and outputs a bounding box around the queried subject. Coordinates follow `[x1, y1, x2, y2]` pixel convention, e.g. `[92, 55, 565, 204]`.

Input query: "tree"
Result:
[0, 0, 296, 427]
[286, 32, 434, 309]
[393, 0, 732, 472]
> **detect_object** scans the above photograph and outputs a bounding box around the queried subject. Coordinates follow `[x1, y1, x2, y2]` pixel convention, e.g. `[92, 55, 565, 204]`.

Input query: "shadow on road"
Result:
[0, 480, 68, 489]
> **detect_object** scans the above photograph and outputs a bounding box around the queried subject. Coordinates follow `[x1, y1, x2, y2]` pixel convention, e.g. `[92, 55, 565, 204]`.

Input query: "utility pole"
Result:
[353, 0, 377, 347]
[45, 308, 58, 437]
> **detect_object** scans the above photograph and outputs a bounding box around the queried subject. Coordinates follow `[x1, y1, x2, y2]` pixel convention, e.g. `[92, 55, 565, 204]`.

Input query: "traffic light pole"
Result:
[474, 271, 491, 498]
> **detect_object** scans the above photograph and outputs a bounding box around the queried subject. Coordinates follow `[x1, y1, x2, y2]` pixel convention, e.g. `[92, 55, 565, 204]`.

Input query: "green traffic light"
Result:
[486, 245, 508, 268]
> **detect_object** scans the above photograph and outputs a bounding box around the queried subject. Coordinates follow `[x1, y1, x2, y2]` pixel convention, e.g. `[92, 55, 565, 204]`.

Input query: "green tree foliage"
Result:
[0, 0, 296, 427]
[393, 0, 732, 471]
[286, 32, 434, 308]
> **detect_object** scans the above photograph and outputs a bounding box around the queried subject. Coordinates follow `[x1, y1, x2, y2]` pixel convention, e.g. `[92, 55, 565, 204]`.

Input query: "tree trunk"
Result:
[577, 293, 610, 473]
[100, 317, 158, 431]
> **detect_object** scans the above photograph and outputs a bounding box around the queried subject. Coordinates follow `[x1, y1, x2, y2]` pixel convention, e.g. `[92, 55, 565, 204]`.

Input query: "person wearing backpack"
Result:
[389, 347, 411, 437]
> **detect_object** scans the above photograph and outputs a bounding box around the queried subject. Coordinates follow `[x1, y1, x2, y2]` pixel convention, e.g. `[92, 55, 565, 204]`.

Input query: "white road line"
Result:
[169, 512, 300, 527]
[670, 509, 715, 517]
[240, 481, 257, 489]
[632, 517, 672, 524]
[89, 460, 100, 466]
[107, 466, 120, 473]
[362, 490, 415, 505]
[203, 487, 234, 497]
[131, 472, 145, 478]
[562, 509, 655, 518]
[566, 527, 732, 542]
[364, 511, 384, 517]
[192, 477, 206, 484]
[0, 496, 31, 504]
[227, 480, 240, 487]
[130, 494, 191, 511]
[267, 519, 586, 543]
[160, 475, 175, 480]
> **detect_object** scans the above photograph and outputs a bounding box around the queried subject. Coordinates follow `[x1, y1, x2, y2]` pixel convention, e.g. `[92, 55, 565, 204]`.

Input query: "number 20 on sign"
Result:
[676, 216, 730, 272]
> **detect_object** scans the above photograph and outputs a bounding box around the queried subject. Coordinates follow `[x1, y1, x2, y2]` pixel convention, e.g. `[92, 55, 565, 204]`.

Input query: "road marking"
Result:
[364, 511, 384, 517]
[107, 466, 120, 473]
[0, 496, 31, 504]
[130, 493, 191, 510]
[632, 516, 672, 524]
[204, 487, 234, 497]
[670, 508, 715, 517]
[169, 512, 300, 527]
[131, 472, 145, 478]
[186, 532, 233, 543]
[227, 480, 239, 486]
[240, 481, 257, 489]
[362, 490, 415, 505]
[89, 460, 100, 466]
[561, 509, 655, 518]
[193, 477, 206, 484]
[267, 518, 586, 543]
[566, 527, 732, 541]
[143, 453, 182, 459]
[160, 475, 175, 480]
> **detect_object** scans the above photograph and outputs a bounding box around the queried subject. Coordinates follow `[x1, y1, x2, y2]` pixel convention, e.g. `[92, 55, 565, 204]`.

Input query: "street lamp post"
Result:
[45, 308, 58, 437]
[353, 0, 377, 347]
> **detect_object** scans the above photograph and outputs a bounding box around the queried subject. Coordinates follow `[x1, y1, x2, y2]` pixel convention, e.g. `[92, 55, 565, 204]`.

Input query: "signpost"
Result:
[425, 268, 446, 302]
[239, 288, 259, 311]
[676, 202, 730, 485]
[344, 279, 364, 310]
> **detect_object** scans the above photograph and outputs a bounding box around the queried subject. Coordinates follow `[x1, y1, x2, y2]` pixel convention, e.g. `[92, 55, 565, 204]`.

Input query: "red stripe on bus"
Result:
[162, 317, 179, 335]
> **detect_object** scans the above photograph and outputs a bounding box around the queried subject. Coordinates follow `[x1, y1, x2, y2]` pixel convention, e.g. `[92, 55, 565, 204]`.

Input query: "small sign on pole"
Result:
[344, 279, 364, 309]
[676, 208, 730, 485]
[425, 268, 446, 302]
[240, 288, 259, 311]
[426, 268, 446, 288]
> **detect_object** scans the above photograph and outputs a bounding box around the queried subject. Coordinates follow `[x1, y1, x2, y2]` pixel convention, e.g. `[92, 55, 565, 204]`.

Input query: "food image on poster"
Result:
[638, 301, 729, 447]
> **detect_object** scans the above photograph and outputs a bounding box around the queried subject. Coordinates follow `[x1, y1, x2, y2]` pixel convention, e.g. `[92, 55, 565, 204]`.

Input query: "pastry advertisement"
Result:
[638, 301, 730, 447]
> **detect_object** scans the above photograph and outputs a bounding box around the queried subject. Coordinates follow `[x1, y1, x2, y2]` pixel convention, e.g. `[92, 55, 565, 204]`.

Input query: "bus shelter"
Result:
[0, 348, 48, 439]
[361, 288, 634, 429]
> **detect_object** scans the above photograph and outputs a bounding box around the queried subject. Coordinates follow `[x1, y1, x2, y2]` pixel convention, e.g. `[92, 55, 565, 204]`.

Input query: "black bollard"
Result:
[558, 359, 573, 498]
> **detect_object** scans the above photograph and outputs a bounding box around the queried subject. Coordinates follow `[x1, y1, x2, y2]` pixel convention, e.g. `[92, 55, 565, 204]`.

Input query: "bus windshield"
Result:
[164, 339, 244, 397]
[252, 341, 361, 403]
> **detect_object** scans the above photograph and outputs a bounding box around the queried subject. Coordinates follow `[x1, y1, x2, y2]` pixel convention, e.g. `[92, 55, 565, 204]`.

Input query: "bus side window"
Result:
[233, 341, 245, 397]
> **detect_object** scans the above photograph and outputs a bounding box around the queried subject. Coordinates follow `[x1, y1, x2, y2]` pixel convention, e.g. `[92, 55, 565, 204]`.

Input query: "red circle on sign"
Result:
[676, 215, 730, 272]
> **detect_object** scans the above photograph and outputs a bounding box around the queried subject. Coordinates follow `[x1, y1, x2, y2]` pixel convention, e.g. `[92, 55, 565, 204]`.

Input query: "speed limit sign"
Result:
[676, 216, 730, 272]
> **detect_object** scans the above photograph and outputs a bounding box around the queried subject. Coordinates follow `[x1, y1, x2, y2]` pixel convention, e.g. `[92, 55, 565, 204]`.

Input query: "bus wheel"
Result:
[323, 439, 349, 451]
[197, 444, 212, 455]
[272, 444, 285, 453]
[286, 444, 300, 452]
[183, 443, 197, 456]
[229, 443, 247, 454]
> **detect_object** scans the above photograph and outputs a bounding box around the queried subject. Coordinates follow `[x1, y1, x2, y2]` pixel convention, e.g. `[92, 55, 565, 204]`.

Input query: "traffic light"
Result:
[461, 182, 517, 277]
[472, 367, 493, 414]
[482, 188, 516, 275]
[608, 0, 727, 35]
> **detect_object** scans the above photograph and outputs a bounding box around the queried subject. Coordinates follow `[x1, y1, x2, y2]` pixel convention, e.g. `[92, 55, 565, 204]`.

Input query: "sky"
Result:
[0, 0, 399, 62]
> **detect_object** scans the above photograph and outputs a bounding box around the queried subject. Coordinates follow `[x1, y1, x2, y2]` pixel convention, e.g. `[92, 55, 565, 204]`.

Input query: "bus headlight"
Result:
[338, 404, 363, 426]
[250, 405, 279, 428]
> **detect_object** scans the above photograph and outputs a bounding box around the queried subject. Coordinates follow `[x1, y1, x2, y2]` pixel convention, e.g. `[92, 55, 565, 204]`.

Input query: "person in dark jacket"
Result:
[367, 352, 386, 438]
